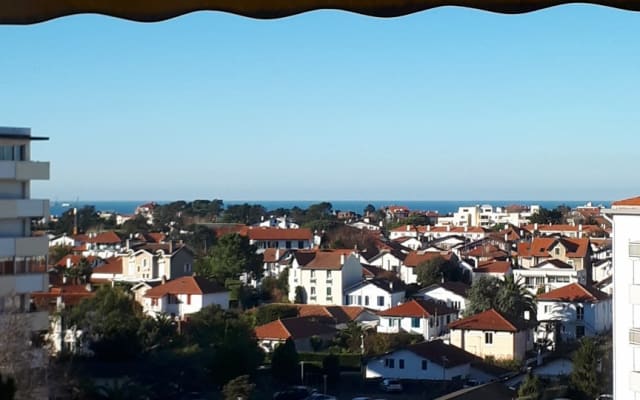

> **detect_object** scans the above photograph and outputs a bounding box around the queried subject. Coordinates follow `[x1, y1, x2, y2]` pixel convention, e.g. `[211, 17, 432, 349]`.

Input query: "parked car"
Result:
[379, 379, 403, 393]
[309, 394, 337, 400]
[273, 386, 316, 400]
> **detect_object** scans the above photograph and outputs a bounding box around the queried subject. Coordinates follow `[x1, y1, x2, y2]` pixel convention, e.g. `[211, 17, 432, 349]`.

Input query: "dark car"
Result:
[273, 386, 316, 400]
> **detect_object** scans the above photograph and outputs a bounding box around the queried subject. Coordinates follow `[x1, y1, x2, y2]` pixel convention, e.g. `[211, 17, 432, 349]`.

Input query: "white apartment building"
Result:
[452, 204, 540, 228]
[0, 127, 50, 332]
[604, 196, 640, 400]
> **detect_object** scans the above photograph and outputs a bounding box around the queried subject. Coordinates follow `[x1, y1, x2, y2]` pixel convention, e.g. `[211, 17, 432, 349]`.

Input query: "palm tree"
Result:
[495, 274, 536, 323]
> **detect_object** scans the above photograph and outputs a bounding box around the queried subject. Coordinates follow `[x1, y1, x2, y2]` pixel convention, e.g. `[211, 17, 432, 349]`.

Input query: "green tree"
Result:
[518, 371, 542, 399]
[529, 206, 565, 225]
[495, 274, 536, 322]
[195, 233, 262, 285]
[416, 256, 446, 286]
[49, 245, 72, 264]
[66, 285, 143, 360]
[0, 373, 16, 400]
[222, 204, 266, 225]
[464, 276, 501, 316]
[570, 338, 601, 399]
[294, 286, 305, 304]
[364, 204, 376, 216]
[271, 338, 299, 384]
[137, 313, 176, 351]
[222, 375, 255, 400]
[122, 214, 151, 235]
[254, 304, 298, 326]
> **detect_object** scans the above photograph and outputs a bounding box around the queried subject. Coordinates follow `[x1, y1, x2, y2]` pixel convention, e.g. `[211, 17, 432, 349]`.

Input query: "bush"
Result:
[298, 352, 361, 370]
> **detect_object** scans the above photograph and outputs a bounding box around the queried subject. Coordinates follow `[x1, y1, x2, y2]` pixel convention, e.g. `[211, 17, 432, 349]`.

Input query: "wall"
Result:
[451, 329, 521, 360]
[344, 282, 403, 311]
[421, 287, 467, 316]
[365, 349, 470, 380]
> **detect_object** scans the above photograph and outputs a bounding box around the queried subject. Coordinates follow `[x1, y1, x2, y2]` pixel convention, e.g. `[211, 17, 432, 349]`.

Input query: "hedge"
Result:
[298, 352, 362, 370]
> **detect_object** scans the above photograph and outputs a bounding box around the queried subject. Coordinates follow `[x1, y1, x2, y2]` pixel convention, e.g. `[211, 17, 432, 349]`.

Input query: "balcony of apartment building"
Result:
[0, 159, 49, 181]
[0, 199, 49, 220]
[0, 256, 48, 295]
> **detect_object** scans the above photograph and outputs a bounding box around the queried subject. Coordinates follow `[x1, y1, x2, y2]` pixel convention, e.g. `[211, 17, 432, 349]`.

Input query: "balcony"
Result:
[0, 161, 49, 181]
[630, 371, 640, 393]
[0, 236, 48, 258]
[631, 328, 640, 345]
[0, 199, 49, 219]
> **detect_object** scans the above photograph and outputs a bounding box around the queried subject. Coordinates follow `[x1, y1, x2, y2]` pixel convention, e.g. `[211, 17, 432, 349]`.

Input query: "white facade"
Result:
[513, 262, 586, 294]
[258, 216, 299, 229]
[603, 202, 640, 400]
[452, 204, 531, 228]
[367, 251, 404, 273]
[592, 258, 612, 284]
[365, 349, 469, 381]
[142, 291, 230, 319]
[377, 313, 456, 340]
[343, 281, 404, 311]
[288, 254, 362, 305]
[420, 286, 468, 316]
[537, 297, 611, 342]
[0, 127, 50, 332]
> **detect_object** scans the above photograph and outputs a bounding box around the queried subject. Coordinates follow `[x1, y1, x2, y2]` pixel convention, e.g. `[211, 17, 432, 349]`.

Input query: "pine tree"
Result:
[517, 371, 542, 400]
[570, 337, 601, 399]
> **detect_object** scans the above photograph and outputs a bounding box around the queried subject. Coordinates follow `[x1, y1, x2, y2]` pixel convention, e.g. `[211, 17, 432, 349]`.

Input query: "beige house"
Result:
[123, 242, 194, 281]
[517, 237, 591, 273]
[448, 309, 533, 361]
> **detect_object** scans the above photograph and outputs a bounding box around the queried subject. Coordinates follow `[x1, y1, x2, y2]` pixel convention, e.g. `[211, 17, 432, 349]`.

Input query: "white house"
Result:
[288, 250, 362, 305]
[344, 278, 405, 311]
[141, 276, 230, 320]
[536, 282, 611, 342]
[366, 248, 406, 274]
[257, 215, 299, 229]
[365, 340, 478, 381]
[49, 234, 75, 248]
[122, 242, 194, 282]
[472, 260, 512, 282]
[592, 258, 612, 284]
[393, 237, 423, 251]
[349, 221, 381, 231]
[89, 257, 124, 284]
[419, 282, 470, 317]
[254, 316, 337, 353]
[377, 299, 458, 340]
[244, 227, 313, 250]
[513, 259, 586, 294]
[400, 251, 457, 285]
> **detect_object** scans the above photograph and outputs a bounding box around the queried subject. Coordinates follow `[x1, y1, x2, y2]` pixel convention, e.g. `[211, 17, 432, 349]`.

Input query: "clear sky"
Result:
[1, 5, 639, 201]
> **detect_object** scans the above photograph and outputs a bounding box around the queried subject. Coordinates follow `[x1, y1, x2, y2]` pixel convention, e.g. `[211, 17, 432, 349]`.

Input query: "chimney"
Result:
[406, 225, 411, 231]
[66, 257, 71, 269]
[446, 225, 451, 232]
[169, 241, 173, 254]
[125, 239, 130, 250]
[390, 281, 394, 292]
[464, 226, 468, 232]
[85, 283, 92, 292]
[427, 225, 431, 232]
[161, 275, 167, 285]
[534, 223, 538, 231]
[504, 233, 509, 242]
[275, 248, 280, 259]
[524, 310, 530, 321]
[340, 254, 345, 265]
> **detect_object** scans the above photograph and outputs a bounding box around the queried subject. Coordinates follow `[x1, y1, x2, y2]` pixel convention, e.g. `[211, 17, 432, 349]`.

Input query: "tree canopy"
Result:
[465, 275, 536, 322]
[271, 338, 299, 384]
[195, 233, 262, 285]
[570, 338, 602, 399]
[528, 206, 569, 225]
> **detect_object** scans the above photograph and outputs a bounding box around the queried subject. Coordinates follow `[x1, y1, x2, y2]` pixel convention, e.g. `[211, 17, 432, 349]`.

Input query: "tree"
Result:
[66, 285, 143, 360]
[254, 304, 298, 326]
[416, 256, 446, 287]
[294, 286, 305, 304]
[495, 275, 536, 322]
[570, 338, 601, 399]
[222, 375, 255, 400]
[309, 335, 323, 352]
[518, 371, 542, 399]
[0, 373, 16, 400]
[529, 206, 565, 225]
[49, 245, 72, 264]
[121, 214, 151, 235]
[271, 338, 299, 384]
[195, 233, 262, 285]
[222, 204, 266, 225]
[137, 313, 177, 351]
[364, 204, 376, 216]
[464, 276, 501, 316]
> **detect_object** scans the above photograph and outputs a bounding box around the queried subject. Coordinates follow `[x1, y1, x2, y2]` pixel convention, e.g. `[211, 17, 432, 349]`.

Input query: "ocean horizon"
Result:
[49, 199, 612, 217]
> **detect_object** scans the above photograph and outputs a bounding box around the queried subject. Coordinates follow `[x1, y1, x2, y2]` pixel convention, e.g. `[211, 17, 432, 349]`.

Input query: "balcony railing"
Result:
[630, 328, 640, 345]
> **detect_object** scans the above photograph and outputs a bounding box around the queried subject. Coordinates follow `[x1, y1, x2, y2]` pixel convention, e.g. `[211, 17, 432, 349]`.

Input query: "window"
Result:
[358, 295, 362, 305]
[286, 241, 292, 249]
[151, 298, 158, 306]
[630, 242, 640, 258]
[554, 248, 560, 256]
[399, 359, 405, 369]
[421, 360, 428, 370]
[446, 315, 450, 324]
[576, 304, 584, 320]
[298, 241, 304, 248]
[385, 358, 395, 368]
[377, 296, 384, 307]
[544, 305, 551, 313]
[186, 294, 191, 305]
[364, 296, 369, 306]
[429, 318, 434, 328]
[310, 287, 316, 295]
[388, 318, 396, 327]
[576, 325, 585, 338]
[326, 271, 332, 281]
[485, 332, 493, 344]
[184, 263, 191, 273]
[310, 270, 316, 280]
[326, 287, 332, 296]
[411, 317, 420, 328]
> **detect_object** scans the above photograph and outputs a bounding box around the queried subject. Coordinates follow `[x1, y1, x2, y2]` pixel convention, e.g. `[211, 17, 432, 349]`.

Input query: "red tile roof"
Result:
[31, 284, 95, 307]
[405, 339, 479, 367]
[144, 276, 228, 298]
[295, 304, 367, 324]
[613, 196, 640, 206]
[404, 251, 452, 268]
[85, 231, 122, 244]
[537, 282, 609, 302]
[91, 257, 124, 275]
[448, 309, 522, 332]
[242, 227, 313, 241]
[475, 260, 511, 274]
[378, 299, 456, 318]
[518, 237, 589, 258]
[262, 248, 288, 263]
[296, 249, 356, 270]
[254, 317, 336, 340]
[55, 254, 98, 268]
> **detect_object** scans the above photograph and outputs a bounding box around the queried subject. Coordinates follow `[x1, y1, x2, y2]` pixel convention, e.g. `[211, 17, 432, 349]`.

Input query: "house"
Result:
[377, 299, 458, 339]
[130, 280, 163, 304]
[295, 304, 379, 329]
[536, 282, 611, 342]
[141, 276, 230, 320]
[449, 309, 533, 361]
[365, 247, 407, 274]
[393, 236, 423, 251]
[517, 237, 591, 277]
[419, 282, 470, 317]
[79, 231, 124, 258]
[287, 250, 362, 305]
[31, 284, 95, 313]
[260, 248, 292, 279]
[257, 215, 300, 229]
[349, 221, 381, 231]
[592, 258, 612, 284]
[522, 223, 605, 238]
[385, 205, 411, 221]
[49, 234, 75, 248]
[123, 242, 195, 281]
[242, 227, 312, 250]
[89, 256, 124, 284]
[55, 254, 100, 270]
[365, 339, 478, 381]
[254, 317, 337, 353]
[344, 278, 405, 311]
[400, 251, 457, 284]
[513, 259, 586, 294]
[472, 260, 512, 282]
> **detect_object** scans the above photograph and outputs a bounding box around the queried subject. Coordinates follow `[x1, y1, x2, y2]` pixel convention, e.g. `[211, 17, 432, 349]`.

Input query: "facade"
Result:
[343, 278, 405, 311]
[365, 249, 406, 273]
[419, 282, 470, 317]
[141, 276, 229, 319]
[0, 127, 50, 332]
[517, 237, 591, 275]
[254, 317, 337, 353]
[243, 227, 312, 250]
[287, 250, 362, 305]
[513, 259, 587, 294]
[365, 340, 477, 381]
[536, 282, 611, 343]
[377, 299, 458, 339]
[400, 251, 456, 285]
[449, 309, 533, 361]
[603, 196, 640, 399]
[123, 243, 194, 281]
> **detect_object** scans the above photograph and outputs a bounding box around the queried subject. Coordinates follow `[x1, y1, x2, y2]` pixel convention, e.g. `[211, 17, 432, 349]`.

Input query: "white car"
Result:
[379, 379, 403, 393]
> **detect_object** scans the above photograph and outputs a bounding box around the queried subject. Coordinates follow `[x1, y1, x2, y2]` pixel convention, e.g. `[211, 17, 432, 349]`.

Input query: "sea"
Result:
[49, 200, 611, 217]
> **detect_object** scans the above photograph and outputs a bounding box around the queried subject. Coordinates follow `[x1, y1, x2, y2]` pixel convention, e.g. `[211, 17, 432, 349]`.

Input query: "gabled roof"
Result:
[345, 278, 405, 294]
[404, 339, 479, 368]
[421, 281, 470, 298]
[378, 299, 456, 318]
[403, 251, 452, 268]
[362, 263, 386, 279]
[130, 242, 193, 256]
[612, 196, 640, 207]
[295, 249, 356, 270]
[537, 282, 609, 302]
[518, 237, 589, 258]
[91, 257, 123, 274]
[474, 260, 511, 274]
[242, 227, 313, 241]
[448, 309, 525, 332]
[85, 231, 122, 244]
[262, 248, 290, 263]
[31, 284, 95, 307]
[531, 259, 574, 269]
[254, 317, 337, 340]
[144, 276, 228, 298]
[55, 254, 98, 268]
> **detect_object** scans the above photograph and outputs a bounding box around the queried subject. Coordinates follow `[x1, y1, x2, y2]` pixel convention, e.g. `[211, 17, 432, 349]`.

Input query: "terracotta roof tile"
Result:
[405, 339, 479, 367]
[612, 196, 640, 206]
[378, 299, 456, 318]
[448, 309, 523, 332]
[144, 276, 227, 298]
[91, 257, 123, 274]
[404, 251, 452, 268]
[297, 249, 356, 270]
[475, 260, 511, 274]
[55, 254, 98, 268]
[85, 231, 122, 244]
[537, 282, 609, 302]
[243, 227, 313, 241]
[254, 317, 336, 340]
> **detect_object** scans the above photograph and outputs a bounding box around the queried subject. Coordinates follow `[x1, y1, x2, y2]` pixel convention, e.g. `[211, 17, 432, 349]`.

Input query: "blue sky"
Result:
[1, 5, 639, 201]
